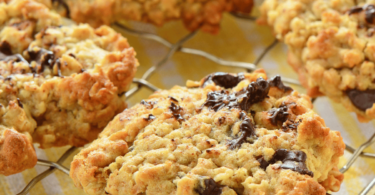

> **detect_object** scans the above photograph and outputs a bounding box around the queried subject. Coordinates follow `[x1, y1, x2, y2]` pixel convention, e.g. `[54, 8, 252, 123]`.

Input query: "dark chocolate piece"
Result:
[27, 48, 55, 73]
[258, 149, 313, 177]
[16, 98, 23, 108]
[169, 102, 185, 122]
[55, 59, 63, 77]
[218, 117, 225, 125]
[347, 5, 375, 24]
[256, 157, 269, 170]
[195, 178, 222, 195]
[169, 96, 179, 102]
[202, 77, 270, 112]
[346, 89, 375, 111]
[140, 100, 157, 109]
[0, 42, 28, 64]
[365, 5, 375, 24]
[348, 6, 364, 15]
[228, 112, 256, 149]
[143, 114, 156, 122]
[201, 72, 245, 88]
[0, 41, 12, 55]
[268, 76, 292, 92]
[268, 105, 289, 125]
[282, 119, 302, 132]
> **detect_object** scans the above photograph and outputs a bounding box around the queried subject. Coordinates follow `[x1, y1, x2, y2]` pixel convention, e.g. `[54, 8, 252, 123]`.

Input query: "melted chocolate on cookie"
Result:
[256, 156, 269, 170]
[228, 112, 256, 149]
[202, 77, 270, 112]
[269, 75, 293, 92]
[346, 89, 375, 111]
[17, 98, 23, 108]
[257, 149, 313, 177]
[27, 48, 56, 73]
[0, 41, 28, 63]
[143, 114, 156, 122]
[268, 105, 289, 125]
[195, 178, 222, 195]
[282, 119, 302, 132]
[348, 4, 375, 24]
[140, 100, 157, 109]
[169, 102, 185, 122]
[201, 72, 245, 88]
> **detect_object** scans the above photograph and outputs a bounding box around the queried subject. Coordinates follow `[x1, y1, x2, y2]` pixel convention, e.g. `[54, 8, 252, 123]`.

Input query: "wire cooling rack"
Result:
[11, 14, 375, 195]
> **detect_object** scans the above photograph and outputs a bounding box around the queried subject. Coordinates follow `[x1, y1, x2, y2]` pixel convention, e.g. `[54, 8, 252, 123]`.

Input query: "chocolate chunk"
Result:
[258, 149, 313, 177]
[365, 5, 375, 24]
[27, 48, 55, 73]
[202, 77, 270, 112]
[140, 100, 157, 109]
[228, 112, 256, 149]
[16, 98, 23, 108]
[169, 102, 185, 122]
[169, 96, 179, 102]
[0, 41, 12, 55]
[347, 5, 375, 24]
[280, 161, 314, 177]
[271, 149, 307, 163]
[201, 72, 245, 88]
[348, 6, 363, 15]
[218, 117, 225, 125]
[195, 178, 222, 195]
[143, 114, 155, 121]
[268, 105, 289, 125]
[268, 76, 292, 92]
[256, 157, 269, 170]
[55, 59, 63, 77]
[0, 42, 28, 64]
[346, 89, 375, 111]
[282, 119, 302, 132]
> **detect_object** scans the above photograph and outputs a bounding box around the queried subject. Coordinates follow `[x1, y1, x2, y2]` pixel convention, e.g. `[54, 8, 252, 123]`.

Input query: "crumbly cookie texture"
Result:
[0, 0, 138, 175]
[70, 70, 344, 195]
[258, 0, 375, 122]
[36, 0, 253, 34]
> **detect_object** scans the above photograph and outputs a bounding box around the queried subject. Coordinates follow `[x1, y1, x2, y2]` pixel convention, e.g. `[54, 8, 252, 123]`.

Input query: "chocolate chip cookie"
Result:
[36, 0, 253, 34]
[0, 0, 138, 175]
[259, 0, 375, 122]
[70, 70, 344, 195]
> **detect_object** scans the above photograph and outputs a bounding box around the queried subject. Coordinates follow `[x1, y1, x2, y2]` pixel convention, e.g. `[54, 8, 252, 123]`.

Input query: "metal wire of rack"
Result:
[11, 14, 375, 195]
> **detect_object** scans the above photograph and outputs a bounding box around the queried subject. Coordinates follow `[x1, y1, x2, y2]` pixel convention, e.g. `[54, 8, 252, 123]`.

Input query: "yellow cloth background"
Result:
[1, 13, 374, 195]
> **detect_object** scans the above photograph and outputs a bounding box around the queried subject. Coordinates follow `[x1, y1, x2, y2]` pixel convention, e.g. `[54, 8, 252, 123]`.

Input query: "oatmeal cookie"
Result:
[259, 0, 375, 122]
[0, 0, 138, 175]
[36, 0, 253, 34]
[70, 70, 344, 195]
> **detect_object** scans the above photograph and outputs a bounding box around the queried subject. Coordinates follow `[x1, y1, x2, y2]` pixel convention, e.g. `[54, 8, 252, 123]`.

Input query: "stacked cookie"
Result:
[0, 0, 138, 175]
[259, 0, 375, 122]
[35, 0, 253, 34]
[70, 71, 344, 195]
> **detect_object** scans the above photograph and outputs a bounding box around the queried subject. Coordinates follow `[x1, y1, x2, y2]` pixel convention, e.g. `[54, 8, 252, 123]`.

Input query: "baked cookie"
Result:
[70, 70, 344, 195]
[259, 0, 375, 122]
[0, 0, 138, 175]
[36, 0, 253, 34]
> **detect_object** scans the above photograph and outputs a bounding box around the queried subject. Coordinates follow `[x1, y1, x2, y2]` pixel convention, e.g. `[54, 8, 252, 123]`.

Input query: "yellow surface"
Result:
[1, 14, 374, 195]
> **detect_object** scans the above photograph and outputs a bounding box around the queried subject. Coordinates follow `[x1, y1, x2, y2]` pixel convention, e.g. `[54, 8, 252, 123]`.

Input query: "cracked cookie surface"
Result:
[0, 0, 138, 175]
[36, 0, 253, 34]
[259, 0, 375, 122]
[70, 70, 344, 195]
